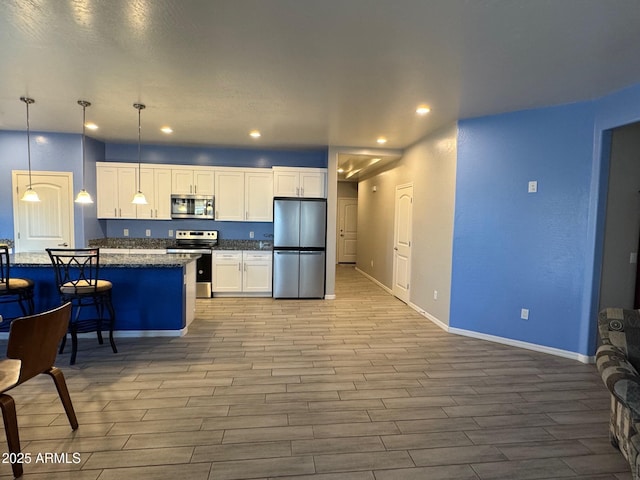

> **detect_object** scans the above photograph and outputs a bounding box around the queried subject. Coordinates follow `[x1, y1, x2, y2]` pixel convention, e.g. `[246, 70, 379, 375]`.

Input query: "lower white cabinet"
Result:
[212, 250, 272, 296]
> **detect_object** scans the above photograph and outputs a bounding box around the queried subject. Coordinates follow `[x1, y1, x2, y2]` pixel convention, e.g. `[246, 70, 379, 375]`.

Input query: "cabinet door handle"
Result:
[238, 263, 241, 271]
[119, 208, 121, 217]
[114, 208, 117, 217]
[301, 187, 304, 196]
[155, 209, 158, 217]
[246, 211, 248, 220]
[296, 187, 299, 196]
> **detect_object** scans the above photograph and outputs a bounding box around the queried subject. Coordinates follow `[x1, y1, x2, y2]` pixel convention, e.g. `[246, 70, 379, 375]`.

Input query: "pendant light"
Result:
[131, 103, 148, 205]
[75, 100, 94, 204]
[19, 96, 40, 202]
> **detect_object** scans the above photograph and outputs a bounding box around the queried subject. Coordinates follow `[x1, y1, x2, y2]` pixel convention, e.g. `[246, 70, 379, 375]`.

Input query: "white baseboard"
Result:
[351, 269, 596, 365]
[113, 328, 188, 337]
[355, 267, 393, 294]
[325, 294, 336, 300]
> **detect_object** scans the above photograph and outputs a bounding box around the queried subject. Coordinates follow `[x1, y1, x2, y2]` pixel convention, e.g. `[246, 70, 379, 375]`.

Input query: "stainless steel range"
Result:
[166, 230, 218, 298]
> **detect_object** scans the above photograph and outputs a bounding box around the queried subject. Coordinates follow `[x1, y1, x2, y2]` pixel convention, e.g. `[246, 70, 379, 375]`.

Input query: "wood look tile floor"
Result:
[0, 265, 629, 479]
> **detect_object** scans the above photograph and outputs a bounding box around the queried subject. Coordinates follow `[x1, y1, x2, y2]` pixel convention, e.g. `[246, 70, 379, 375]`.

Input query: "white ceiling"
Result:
[1, 0, 639, 152]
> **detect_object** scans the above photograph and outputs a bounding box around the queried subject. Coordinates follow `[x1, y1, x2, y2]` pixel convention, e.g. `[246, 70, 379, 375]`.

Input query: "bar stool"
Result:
[46, 248, 117, 365]
[0, 245, 35, 323]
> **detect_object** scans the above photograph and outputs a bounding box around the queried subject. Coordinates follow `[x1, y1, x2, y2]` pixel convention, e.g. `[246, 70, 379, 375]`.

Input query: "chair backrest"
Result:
[6, 302, 71, 384]
[0, 245, 10, 286]
[46, 248, 101, 294]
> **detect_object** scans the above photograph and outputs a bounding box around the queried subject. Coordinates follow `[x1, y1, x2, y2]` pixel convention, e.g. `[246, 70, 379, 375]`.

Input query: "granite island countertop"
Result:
[10, 252, 200, 268]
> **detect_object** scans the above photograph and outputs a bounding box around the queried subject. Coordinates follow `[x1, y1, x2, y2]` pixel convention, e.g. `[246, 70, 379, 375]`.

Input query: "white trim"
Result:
[324, 294, 336, 300]
[406, 293, 595, 364]
[355, 267, 393, 294]
[0, 328, 189, 340]
[408, 301, 449, 331]
[448, 326, 595, 364]
[113, 328, 188, 337]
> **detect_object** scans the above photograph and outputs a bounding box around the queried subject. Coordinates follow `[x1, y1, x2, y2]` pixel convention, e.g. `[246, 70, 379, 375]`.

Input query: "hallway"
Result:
[0, 266, 627, 479]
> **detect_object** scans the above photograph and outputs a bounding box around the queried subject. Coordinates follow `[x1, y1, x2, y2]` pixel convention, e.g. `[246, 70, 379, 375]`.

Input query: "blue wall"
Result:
[105, 143, 328, 168]
[101, 143, 326, 240]
[451, 102, 597, 354]
[0, 131, 98, 245]
[2, 132, 326, 245]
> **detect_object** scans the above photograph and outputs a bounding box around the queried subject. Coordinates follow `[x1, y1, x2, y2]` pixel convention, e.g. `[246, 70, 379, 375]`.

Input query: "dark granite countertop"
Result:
[10, 252, 200, 268]
[88, 238, 272, 251]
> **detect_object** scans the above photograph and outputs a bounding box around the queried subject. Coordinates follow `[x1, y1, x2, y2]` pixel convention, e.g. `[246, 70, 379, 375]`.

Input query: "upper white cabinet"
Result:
[215, 168, 273, 222]
[138, 167, 172, 219]
[273, 167, 326, 198]
[97, 163, 173, 220]
[214, 169, 245, 221]
[96, 163, 138, 219]
[171, 167, 214, 195]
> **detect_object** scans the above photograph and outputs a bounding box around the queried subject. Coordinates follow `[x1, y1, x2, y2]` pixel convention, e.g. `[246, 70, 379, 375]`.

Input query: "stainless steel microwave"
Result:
[170, 194, 215, 219]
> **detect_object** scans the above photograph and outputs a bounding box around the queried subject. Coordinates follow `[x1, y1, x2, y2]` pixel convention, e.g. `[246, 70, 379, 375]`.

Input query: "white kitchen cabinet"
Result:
[212, 251, 243, 293]
[171, 167, 214, 195]
[243, 251, 272, 293]
[96, 163, 138, 219]
[245, 170, 273, 221]
[212, 250, 272, 295]
[273, 167, 326, 198]
[214, 169, 245, 221]
[214, 168, 273, 222]
[139, 167, 172, 219]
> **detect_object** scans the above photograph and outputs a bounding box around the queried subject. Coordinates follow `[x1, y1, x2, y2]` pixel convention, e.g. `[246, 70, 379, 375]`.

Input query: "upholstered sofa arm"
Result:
[597, 344, 640, 420]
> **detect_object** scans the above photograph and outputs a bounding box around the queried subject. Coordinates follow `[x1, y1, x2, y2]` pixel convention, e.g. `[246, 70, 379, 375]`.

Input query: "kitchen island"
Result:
[1, 252, 198, 336]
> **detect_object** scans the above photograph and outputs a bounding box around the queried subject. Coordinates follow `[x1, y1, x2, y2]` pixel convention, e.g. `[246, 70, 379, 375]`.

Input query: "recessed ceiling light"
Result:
[416, 105, 431, 115]
[376, 137, 387, 144]
[85, 122, 98, 130]
[250, 130, 261, 138]
[161, 126, 173, 134]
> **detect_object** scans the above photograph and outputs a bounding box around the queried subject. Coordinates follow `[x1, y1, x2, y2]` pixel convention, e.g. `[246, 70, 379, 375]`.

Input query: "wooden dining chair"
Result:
[0, 302, 78, 478]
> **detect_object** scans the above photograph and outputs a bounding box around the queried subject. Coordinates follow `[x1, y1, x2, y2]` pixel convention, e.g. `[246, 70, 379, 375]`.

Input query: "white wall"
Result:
[357, 123, 458, 325]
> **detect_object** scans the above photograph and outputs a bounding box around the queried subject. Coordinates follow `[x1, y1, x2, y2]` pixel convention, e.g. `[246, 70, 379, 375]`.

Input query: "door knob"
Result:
[394, 247, 398, 251]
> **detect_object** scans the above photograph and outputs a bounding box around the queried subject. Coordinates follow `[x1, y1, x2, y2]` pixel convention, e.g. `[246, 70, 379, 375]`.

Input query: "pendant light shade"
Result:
[75, 100, 94, 204]
[131, 103, 148, 205]
[20, 96, 40, 202]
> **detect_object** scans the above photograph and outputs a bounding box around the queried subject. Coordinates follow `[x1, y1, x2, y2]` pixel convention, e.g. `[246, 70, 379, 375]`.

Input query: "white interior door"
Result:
[337, 197, 358, 263]
[393, 183, 413, 303]
[12, 171, 74, 252]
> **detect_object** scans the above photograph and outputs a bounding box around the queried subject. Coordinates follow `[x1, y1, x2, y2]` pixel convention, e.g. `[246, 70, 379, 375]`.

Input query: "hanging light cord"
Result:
[80, 101, 89, 189]
[134, 103, 145, 192]
[21, 97, 34, 189]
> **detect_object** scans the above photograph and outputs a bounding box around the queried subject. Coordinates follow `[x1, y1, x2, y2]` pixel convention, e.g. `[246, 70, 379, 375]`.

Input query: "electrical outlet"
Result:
[528, 181, 538, 193]
[123, 229, 129, 237]
[433, 290, 438, 300]
[249, 231, 254, 239]
[520, 308, 529, 320]
[145, 229, 151, 237]
[168, 229, 174, 237]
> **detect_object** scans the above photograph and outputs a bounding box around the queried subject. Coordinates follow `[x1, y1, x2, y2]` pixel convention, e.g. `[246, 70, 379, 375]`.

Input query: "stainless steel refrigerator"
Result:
[273, 197, 326, 298]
